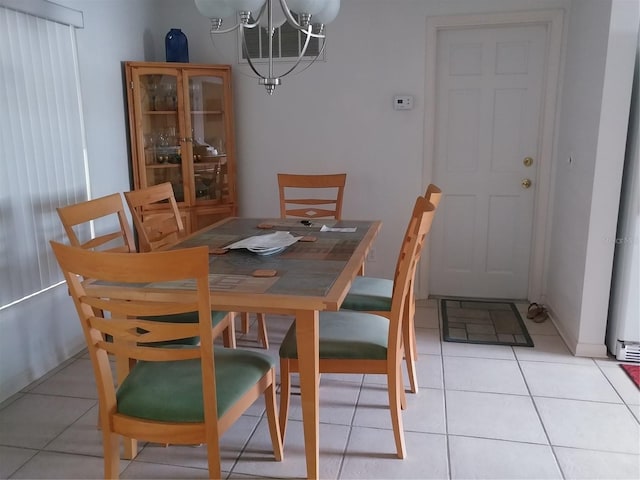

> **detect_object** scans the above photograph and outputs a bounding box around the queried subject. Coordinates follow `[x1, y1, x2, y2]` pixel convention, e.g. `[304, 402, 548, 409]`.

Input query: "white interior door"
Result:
[428, 23, 548, 299]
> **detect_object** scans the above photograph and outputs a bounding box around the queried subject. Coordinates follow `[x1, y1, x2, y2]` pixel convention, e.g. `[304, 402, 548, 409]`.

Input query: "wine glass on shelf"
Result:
[143, 133, 156, 164]
[147, 79, 159, 111]
[189, 82, 202, 110]
[165, 83, 177, 111]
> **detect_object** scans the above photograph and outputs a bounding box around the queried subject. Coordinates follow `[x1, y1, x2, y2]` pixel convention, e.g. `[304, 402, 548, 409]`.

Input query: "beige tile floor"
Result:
[1, 300, 639, 479]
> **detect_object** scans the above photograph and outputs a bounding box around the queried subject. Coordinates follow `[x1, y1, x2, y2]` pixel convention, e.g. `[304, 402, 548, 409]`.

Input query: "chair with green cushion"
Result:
[51, 242, 283, 480]
[57, 193, 236, 348]
[240, 173, 348, 349]
[279, 196, 436, 459]
[340, 184, 442, 394]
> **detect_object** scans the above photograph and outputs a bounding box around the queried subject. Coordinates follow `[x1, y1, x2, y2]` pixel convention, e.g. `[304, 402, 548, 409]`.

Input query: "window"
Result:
[0, 3, 87, 308]
[239, 15, 323, 63]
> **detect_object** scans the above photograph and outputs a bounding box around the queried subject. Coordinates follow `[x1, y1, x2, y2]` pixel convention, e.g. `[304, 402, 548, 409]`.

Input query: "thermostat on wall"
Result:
[393, 95, 414, 110]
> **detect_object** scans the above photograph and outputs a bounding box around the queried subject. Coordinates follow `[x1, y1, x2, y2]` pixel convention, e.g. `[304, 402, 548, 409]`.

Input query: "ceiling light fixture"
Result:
[194, 0, 340, 95]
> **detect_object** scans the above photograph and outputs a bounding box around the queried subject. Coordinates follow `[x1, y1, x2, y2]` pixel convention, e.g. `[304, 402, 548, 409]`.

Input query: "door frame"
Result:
[419, 9, 565, 301]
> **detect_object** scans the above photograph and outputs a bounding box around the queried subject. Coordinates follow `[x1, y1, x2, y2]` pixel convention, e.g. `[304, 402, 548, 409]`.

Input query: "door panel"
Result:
[430, 24, 547, 299]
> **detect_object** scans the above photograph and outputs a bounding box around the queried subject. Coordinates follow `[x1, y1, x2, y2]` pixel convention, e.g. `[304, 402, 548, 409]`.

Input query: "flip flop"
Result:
[527, 302, 544, 319]
[527, 302, 548, 323]
[532, 309, 548, 323]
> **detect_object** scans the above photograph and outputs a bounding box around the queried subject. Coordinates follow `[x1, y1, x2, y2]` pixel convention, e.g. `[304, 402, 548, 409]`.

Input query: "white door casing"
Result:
[420, 10, 564, 301]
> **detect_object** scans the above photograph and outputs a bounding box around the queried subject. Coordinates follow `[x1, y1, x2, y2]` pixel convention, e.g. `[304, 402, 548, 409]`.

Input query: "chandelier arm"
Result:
[245, 3, 266, 28]
[284, 36, 326, 77]
[209, 22, 242, 35]
[209, 9, 262, 35]
[278, 0, 326, 38]
[276, 26, 317, 78]
[241, 27, 268, 80]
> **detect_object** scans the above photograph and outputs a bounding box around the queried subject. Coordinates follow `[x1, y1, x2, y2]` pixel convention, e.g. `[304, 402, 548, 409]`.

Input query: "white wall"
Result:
[545, 0, 639, 356]
[185, 0, 573, 280]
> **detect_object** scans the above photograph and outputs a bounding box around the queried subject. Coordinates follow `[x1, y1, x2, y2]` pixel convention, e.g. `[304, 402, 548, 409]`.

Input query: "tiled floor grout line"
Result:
[436, 300, 454, 480]
[594, 359, 640, 420]
[336, 375, 366, 480]
[225, 408, 267, 480]
[514, 348, 567, 479]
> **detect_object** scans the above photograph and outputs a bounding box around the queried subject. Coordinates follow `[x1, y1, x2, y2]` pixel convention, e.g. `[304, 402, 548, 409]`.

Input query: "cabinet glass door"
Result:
[138, 72, 185, 201]
[187, 74, 228, 204]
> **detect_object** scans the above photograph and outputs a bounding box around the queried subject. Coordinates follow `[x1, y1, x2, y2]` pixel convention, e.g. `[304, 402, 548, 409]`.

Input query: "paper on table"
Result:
[320, 225, 357, 233]
[226, 231, 302, 254]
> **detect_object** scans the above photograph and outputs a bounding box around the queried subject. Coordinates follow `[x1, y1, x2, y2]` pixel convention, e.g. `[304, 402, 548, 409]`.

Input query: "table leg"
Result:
[295, 309, 320, 480]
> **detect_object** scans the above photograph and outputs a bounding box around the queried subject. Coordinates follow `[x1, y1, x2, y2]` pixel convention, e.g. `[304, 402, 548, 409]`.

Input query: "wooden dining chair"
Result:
[50, 242, 283, 479]
[123, 182, 185, 253]
[123, 182, 236, 348]
[56, 193, 136, 253]
[339, 183, 442, 394]
[278, 196, 436, 459]
[277, 173, 347, 219]
[239, 173, 349, 349]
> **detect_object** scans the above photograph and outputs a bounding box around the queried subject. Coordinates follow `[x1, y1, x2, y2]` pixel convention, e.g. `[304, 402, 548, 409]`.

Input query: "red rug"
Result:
[620, 364, 640, 389]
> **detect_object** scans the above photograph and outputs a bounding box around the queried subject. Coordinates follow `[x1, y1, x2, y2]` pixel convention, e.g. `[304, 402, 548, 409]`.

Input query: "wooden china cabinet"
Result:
[124, 61, 237, 234]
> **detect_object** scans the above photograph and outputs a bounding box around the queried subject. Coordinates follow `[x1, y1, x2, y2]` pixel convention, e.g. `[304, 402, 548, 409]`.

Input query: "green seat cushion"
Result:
[116, 347, 275, 423]
[142, 310, 230, 346]
[279, 311, 389, 361]
[341, 276, 392, 312]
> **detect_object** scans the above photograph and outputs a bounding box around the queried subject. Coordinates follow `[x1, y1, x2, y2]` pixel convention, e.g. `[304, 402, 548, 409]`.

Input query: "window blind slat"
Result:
[0, 6, 87, 308]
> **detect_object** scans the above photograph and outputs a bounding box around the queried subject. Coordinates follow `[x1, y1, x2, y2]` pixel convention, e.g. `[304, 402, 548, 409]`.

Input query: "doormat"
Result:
[440, 298, 534, 347]
[620, 364, 640, 389]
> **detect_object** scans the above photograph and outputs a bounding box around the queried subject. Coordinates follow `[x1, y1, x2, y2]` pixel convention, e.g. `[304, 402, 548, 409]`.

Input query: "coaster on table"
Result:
[252, 269, 277, 277]
[299, 235, 317, 242]
[257, 223, 273, 229]
[209, 246, 228, 255]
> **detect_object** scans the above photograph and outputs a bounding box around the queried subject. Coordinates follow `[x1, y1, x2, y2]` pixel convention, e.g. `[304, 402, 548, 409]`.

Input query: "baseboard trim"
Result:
[547, 306, 608, 358]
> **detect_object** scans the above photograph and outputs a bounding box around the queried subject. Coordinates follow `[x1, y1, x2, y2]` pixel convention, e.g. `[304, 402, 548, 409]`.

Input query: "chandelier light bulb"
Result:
[312, 0, 339, 25]
[286, 0, 329, 16]
[226, 0, 267, 12]
[194, 0, 235, 19]
[253, 3, 287, 30]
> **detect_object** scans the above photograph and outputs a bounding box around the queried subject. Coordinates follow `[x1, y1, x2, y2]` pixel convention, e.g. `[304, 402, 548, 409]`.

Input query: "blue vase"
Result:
[165, 28, 189, 63]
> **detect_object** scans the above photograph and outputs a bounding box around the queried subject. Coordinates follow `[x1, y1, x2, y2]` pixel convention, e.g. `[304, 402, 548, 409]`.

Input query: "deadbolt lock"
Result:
[523, 157, 533, 167]
[521, 178, 532, 189]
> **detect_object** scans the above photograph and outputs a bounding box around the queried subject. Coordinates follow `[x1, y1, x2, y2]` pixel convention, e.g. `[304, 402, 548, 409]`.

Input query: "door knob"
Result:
[523, 157, 533, 167]
[521, 178, 532, 189]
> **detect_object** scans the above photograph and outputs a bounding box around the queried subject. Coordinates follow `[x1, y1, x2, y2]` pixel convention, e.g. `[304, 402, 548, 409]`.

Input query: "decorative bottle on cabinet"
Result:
[165, 29, 189, 62]
[124, 62, 237, 236]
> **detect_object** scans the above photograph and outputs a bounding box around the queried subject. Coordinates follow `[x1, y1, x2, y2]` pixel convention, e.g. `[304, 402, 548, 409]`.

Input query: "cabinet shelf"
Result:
[191, 110, 224, 115]
[143, 110, 179, 115]
[146, 163, 181, 169]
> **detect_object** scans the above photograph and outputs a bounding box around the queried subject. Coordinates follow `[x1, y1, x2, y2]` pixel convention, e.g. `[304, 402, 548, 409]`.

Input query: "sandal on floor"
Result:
[527, 303, 544, 319]
[527, 302, 548, 323]
[532, 310, 548, 323]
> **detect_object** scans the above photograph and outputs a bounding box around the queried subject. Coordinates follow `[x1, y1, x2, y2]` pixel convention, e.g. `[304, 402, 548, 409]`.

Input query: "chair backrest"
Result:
[388, 196, 436, 358]
[49, 241, 219, 436]
[391, 186, 442, 280]
[277, 173, 347, 220]
[124, 182, 184, 252]
[413, 183, 442, 264]
[56, 193, 136, 253]
[425, 183, 442, 209]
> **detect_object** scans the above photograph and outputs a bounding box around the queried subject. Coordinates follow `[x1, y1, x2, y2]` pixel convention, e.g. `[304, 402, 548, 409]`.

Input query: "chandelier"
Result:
[194, 0, 340, 94]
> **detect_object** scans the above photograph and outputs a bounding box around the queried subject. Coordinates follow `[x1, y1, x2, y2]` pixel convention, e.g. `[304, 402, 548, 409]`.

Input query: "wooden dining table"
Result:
[174, 217, 381, 479]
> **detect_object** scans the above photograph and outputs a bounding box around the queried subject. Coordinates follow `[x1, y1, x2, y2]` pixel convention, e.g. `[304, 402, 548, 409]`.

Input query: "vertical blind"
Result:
[0, 6, 88, 308]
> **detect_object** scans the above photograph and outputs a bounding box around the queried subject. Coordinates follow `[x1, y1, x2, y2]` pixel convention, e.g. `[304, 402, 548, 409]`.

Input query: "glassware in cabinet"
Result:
[125, 62, 237, 235]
